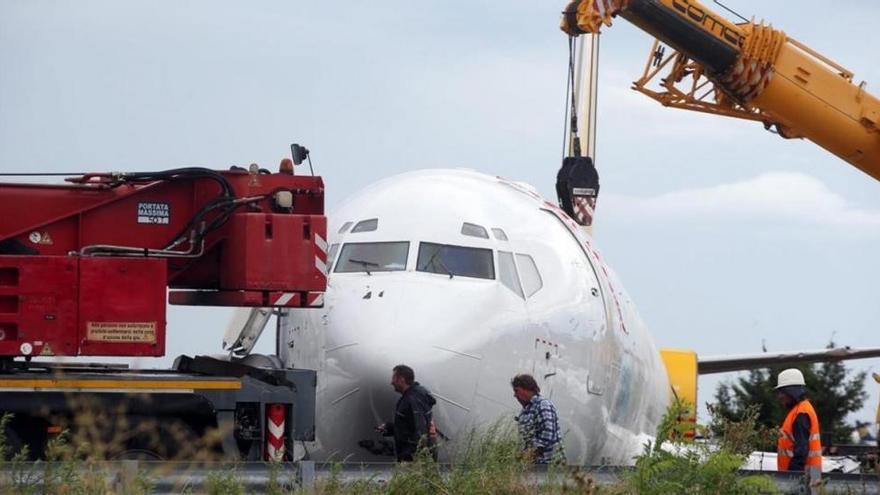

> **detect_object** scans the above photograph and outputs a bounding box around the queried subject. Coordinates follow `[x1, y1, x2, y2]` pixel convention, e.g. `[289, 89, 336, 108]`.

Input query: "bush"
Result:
[619, 400, 779, 495]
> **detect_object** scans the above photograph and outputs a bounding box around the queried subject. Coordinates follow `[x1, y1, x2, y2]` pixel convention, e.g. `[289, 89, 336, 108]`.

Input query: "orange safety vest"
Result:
[777, 399, 822, 471]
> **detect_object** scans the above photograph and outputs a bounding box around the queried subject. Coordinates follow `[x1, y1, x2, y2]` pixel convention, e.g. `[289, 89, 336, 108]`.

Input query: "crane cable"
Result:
[562, 35, 582, 160]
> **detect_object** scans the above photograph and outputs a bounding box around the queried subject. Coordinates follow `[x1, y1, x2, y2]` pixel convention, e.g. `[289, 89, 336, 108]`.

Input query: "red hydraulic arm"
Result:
[0, 163, 327, 359]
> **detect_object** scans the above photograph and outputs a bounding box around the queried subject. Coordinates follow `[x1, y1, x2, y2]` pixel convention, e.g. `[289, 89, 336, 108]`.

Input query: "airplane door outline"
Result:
[532, 337, 560, 398]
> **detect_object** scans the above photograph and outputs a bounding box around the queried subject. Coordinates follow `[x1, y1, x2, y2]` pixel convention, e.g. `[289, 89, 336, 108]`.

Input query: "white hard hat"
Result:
[775, 368, 806, 389]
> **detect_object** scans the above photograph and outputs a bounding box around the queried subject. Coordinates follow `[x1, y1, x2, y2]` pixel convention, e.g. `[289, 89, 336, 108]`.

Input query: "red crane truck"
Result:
[0, 157, 325, 461]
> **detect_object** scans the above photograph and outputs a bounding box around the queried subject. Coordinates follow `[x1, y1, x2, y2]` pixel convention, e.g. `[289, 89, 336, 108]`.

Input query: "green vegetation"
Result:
[305, 404, 780, 495]
[385, 422, 535, 495]
[621, 400, 779, 495]
[715, 341, 868, 447]
[0, 415, 154, 495]
[0, 402, 783, 494]
[306, 423, 541, 495]
[205, 467, 245, 495]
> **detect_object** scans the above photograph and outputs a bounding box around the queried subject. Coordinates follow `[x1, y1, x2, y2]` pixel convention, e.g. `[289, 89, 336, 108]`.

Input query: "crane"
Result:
[0, 163, 326, 361]
[0, 156, 325, 461]
[560, 0, 880, 181]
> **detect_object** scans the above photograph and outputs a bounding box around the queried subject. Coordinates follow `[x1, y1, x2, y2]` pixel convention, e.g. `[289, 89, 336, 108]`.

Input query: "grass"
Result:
[0, 401, 798, 494]
[623, 401, 780, 495]
[304, 403, 783, 495]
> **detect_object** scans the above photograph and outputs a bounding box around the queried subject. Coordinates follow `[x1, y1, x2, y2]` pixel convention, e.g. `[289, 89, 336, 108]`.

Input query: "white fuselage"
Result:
[281, 169, 669, 464]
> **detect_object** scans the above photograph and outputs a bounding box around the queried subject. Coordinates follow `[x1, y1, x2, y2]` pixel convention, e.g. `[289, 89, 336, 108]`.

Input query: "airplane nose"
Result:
[315, 277, 497, 460]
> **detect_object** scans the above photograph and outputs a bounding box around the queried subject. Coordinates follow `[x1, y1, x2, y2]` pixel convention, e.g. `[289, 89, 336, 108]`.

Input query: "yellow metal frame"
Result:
[563, 0, 880, 178]
[632, 40, 770, 124]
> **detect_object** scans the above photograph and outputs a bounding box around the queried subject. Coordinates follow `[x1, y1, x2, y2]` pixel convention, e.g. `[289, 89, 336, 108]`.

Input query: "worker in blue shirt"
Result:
[511, 373, 562, 463]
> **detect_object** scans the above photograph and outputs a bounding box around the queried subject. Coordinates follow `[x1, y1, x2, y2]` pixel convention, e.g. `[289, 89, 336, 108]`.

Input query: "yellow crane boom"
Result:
[561, 0, 880, 181]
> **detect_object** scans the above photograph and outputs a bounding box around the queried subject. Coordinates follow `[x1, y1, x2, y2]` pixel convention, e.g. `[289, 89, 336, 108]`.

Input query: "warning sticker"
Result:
[87, 322, 157, 343]
[137, 202, 170, 225]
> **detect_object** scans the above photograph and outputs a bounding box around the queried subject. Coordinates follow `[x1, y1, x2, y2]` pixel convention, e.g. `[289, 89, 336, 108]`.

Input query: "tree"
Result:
[713, 342, 868, 450]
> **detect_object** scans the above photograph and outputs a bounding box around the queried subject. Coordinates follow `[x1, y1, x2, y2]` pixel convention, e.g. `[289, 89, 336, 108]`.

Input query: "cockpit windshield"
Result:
[335, 242, 409, 273]
[417, 242, 494, 280]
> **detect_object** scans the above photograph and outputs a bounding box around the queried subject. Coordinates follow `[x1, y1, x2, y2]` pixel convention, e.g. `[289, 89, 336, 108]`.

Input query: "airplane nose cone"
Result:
[314, 276, 502, 461]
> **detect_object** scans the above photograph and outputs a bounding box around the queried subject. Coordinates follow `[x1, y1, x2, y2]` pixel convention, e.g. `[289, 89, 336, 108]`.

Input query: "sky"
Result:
[1, 1, 878, 425]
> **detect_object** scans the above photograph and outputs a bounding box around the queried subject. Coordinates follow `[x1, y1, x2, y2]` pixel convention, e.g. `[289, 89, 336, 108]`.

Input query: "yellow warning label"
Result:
[87, 322, 157, 343]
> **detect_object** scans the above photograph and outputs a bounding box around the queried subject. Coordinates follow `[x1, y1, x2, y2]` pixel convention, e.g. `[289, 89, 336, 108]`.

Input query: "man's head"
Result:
[391, 364, 415, 394]
[775, 368, 806, 409]
[511, 374, 540, 406]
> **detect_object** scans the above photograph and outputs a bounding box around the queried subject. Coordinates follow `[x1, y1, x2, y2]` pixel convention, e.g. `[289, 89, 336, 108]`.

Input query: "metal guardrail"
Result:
[0, 461, 312, 494]
[0, 461, 877, 494]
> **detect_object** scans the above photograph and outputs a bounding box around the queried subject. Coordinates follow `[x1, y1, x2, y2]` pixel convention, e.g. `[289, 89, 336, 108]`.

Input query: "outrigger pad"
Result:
[556, 155, 600, 227]
[173, 355, 294, 388]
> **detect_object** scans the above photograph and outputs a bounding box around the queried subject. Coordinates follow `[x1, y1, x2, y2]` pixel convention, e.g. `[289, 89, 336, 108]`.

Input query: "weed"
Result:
[0, 399, 794, 494]
[621, 400, 780, 495]
[205, 465, 245, 495]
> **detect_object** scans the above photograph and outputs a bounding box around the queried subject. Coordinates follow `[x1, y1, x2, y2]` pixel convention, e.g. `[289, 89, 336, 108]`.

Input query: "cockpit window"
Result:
[491, 228, 508, 241]
[417, 242, 494, 280]
[334, 242, 409, 273]
[461, 223, 489, 239]
[516, 254, 543, 297]
[338, 222, 354, 234]
[351, 218, 378, 233]
[498, 251, 523, 298]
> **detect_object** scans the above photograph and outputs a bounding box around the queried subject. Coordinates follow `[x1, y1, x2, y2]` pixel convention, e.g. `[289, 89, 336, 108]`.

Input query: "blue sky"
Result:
[2, 1, 878, 424]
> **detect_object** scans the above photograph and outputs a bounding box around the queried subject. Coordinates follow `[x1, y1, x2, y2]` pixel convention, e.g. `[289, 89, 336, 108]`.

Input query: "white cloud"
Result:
[601, 172, 880, 232]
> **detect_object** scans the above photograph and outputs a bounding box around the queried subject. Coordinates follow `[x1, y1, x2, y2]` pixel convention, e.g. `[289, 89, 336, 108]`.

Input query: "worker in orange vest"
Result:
[873, 373, 880, 438]
[775, 368, 822, 485]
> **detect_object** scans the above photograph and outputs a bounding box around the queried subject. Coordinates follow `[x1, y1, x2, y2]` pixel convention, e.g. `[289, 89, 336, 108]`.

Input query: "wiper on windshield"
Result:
[348, 258, 379, 275]
[425, 250, 454, 279]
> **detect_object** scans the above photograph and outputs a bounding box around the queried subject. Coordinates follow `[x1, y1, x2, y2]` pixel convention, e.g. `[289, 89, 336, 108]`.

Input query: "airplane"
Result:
[222, 167, 880, 465]
[275, 167, 668, 464]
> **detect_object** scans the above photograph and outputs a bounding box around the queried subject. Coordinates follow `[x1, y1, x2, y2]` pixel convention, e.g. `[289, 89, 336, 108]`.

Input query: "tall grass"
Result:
[394, 421, 534, 495]
[307, 421, 588, 495]
[622, 400, 780, 495]
[307, 403, 782, 495]
[0, 401, 785, 494]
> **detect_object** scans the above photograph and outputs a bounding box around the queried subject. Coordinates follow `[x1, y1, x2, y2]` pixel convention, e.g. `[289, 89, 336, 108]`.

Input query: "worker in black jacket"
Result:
[376, 364, 437, 461]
